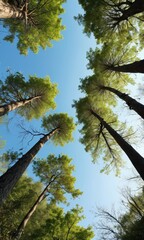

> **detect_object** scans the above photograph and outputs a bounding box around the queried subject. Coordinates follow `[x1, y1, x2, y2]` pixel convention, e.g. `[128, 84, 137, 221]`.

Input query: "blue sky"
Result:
[0, 0, 142, 239]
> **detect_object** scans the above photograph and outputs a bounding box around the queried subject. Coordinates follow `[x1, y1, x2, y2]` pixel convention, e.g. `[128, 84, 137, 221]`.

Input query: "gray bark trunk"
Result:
[0, 127, 59, 205]
[0, 95, 41, 116]
[0, 0, 22, 18]
[90, 109, 144, 181]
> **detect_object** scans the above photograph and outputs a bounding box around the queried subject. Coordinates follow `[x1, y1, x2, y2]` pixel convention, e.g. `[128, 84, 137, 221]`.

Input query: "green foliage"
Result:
[76, 0, 142, 47]
[2, 0, 66, 54]
[74, 96, 134, 175]
[33, 154, 82, 204]
[42, 113, 76, 146]
[0, 72, 58, 119]
[0, 150, 20, 174]
[0, 138, 5, 149]
[87, 43, 138, 76]
[0, 170, 92, 240]
[79, 72, 135, 109]
[30, 205, 94, 240]
[0, 176, 47, 240]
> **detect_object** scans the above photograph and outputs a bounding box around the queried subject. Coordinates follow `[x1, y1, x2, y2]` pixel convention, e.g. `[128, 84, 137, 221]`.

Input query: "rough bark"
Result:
[0, 127, 59, 205]
[100, 85, 144, 119]
[0, 0, 22, 18]
[107, 60, 144, 74]
[112, 0, 144, 24]
[0, 95, 41, 116]
[90, 109, 144, 181]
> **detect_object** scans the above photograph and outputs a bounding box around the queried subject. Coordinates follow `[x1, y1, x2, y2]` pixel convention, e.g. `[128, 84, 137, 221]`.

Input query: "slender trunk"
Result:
[11, 183, 50, 240]
[107, 60, 144, 74]
[0, 0, 23, 18]
[90, 109, 144, 180]
[114, 0, 144, 23]
[0, 127, 59, 205]
[0, 95, 41, 116]
[100, 85, 144, 119]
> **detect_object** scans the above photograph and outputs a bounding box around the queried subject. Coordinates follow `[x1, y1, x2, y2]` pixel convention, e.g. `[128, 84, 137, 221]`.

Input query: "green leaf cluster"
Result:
[3, 0, 66, 54]
[42, 113, 76, 146]
[75, 97, 129, 175]
[76, 0, 142, 48]
[33, 154, 82, 203]
[30, 204, 94, 240]
[0, 72, 58, 119]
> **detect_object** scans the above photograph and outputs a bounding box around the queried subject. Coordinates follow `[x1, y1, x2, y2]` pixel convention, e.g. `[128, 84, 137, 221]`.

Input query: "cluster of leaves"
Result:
[33, 154, 82, 204]
[31, 205, 94, 240]
[0, 72, 58, 119]
[76, 0, 144, 48]
[74, 97, 134, 175]
[42, 113, 75, 146]
[0, 175, 46, 239]
[2, 0, 66, 54]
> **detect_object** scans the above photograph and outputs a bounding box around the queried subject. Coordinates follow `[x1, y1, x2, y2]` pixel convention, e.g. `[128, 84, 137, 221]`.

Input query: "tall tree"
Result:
[0, 72, 58, 119]
[11, 154, 82, 239]
[30, 205, 94, 240]
[0, 0, 65, 54]
[0, 113, 75, 204]
[74, 97, 144, 179]
[76, 0, 143, 46]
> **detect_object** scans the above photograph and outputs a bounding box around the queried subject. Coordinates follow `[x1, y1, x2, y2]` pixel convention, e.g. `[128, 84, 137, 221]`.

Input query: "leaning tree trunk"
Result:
[10, 182, 52, 240]
[106, 60, 144, 74]
[113, 0, 144, 23]
[0, 95, 41, 117]
[0, 127, 59, 205]
[90, 109, 144, 181]
[100, 85, 144, 119]
[0, 0, 23, 18]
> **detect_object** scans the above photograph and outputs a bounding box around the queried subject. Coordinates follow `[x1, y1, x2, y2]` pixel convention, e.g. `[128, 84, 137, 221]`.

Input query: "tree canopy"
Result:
[42, 113, 76, 146]
[1, 0, 66, 54]
[74, 96, 127, 175]
[76, 0, 144, 48]
[33, 154, 82, 203]
[0, 72, 58, 119]
[0, 175, 48, 239]
[30, 204, 94, 240]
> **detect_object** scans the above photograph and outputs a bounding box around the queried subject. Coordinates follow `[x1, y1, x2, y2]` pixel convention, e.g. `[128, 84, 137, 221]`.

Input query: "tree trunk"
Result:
[114, 0, 144, 23]
[0, 0, 23, 18]
[100, 85, 144, 119]
[0, 95, 41, 116]
[0, 127, 59, 205]
[90, 109, 144, 181]
[107, 60, 144, 74]
[11, 183, 50, 240]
